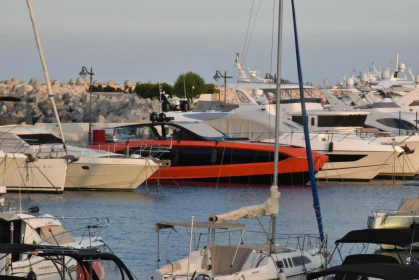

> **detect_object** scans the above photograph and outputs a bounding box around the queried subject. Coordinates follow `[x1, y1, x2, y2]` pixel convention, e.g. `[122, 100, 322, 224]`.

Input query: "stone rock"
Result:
[76, 78, 86, 86]
[51, 80, 60, 87]
[93, 80, 101, 86]
[32, 80, 42, 90]
[19, 81, 27, 85]
[98, 115, 106, 123]
[107, 80, 116, 86]
[124, 80, 133, 87]
[10, 78, 19, 85]
[68, 79, 76, 86]
[28, 78, 38, 86]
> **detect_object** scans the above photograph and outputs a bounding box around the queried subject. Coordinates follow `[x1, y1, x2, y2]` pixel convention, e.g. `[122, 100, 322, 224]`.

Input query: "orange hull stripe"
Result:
[150, 157, 328, 180]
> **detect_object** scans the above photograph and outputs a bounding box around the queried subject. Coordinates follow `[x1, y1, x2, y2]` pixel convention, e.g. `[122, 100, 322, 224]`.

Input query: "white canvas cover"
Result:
[396, 198, 419, 214]
[210, 185, 280, 223]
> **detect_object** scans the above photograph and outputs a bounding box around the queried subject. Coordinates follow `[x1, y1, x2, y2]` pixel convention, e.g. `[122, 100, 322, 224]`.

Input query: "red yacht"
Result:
[89, 118, 328, 185]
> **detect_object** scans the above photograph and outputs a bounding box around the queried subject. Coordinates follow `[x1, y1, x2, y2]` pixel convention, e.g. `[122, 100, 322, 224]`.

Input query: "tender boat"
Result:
[89, 118, 328, 185]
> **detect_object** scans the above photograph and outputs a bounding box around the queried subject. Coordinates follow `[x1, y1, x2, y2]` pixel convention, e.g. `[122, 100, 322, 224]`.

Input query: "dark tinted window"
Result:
[288, 258, 293, 267]
[276, 261, 284, 269]
[376, 118, 416, 130]
[311, 117, 315, 126]
[283, 258, 289, 268]
[292, 256, 312, 266]
[18, 134, 62, 145]
[292, 116, 308, 126]
[317, 115, 367, 127]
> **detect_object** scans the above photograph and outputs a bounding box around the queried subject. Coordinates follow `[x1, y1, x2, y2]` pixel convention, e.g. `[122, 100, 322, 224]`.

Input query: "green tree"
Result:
[160, 83, 173, 98]
[134, 84, 158, 99]
[173, 72, 205, 101]
[204, 83, 220, 94]
[135, 83, 174, 99]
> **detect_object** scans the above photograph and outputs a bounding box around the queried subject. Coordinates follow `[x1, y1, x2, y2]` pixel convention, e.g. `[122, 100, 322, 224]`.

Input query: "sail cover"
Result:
[209, 185, 280, 223]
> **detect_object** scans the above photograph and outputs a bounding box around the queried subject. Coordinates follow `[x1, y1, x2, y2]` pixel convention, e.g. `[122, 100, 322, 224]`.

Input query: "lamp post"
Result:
[79, 66, 94, 145]
[213, 70, 232, 102]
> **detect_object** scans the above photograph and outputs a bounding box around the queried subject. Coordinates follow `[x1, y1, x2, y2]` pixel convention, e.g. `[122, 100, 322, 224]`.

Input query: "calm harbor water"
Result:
[5, 181, 417, 279]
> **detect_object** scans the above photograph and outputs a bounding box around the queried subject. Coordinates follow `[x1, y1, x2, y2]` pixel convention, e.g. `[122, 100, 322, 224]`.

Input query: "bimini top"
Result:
[155, 221, 245, 232]
[335, 228, 419, 247]
[307, 263, 419, 280]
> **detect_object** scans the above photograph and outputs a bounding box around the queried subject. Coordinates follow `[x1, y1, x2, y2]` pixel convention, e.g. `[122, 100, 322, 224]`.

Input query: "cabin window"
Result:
[276, 261, 284, 269]
[236, 90, 251, 103]
[291, 116, 308, 126]
[311, 117, 315, 126]
[376, 118, 417, 130]
[135, 127, 158, 140]
[163, 125, 200, 141]
[317, 115, 367, 127]
[292, 256, 312, 266]
[283, 258, 289, 268]
[288, 258, 293, 267]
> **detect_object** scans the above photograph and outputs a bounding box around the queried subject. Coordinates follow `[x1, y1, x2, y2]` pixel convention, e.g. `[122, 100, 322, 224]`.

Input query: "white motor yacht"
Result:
[0, 125, 162, 191]
[324, 89, 419, 178]
[200, 88, 404, 181]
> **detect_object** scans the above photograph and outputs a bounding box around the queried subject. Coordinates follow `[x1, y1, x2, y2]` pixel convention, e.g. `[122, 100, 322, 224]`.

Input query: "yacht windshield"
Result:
[17, 133, 63, 145]
[178, 123, 227, 140]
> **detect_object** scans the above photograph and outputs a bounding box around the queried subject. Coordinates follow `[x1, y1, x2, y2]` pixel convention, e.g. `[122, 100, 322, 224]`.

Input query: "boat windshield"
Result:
[17, 133, 62, 145]
[178, 123, 227, 140]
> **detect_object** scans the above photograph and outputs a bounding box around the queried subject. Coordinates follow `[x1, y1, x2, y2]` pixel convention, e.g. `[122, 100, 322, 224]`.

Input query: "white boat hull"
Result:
[5, 158, 67, 192]
[0, 152, 28, 185]
[376, 136, 419, 177]
[65, 156, 159, 190]
[317, 151, 393, 180]
[270, 134, 402, 181]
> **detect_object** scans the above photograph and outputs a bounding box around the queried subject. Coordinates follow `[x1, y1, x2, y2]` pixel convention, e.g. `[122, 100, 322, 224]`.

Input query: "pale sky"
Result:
[2, 0, 419, 87]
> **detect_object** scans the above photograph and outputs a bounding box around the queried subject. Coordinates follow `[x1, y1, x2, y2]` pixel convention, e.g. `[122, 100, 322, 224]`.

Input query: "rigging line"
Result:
[243, 0, 262, 64]
[269, 0, 276, 76]
[241, 0, 255, 64]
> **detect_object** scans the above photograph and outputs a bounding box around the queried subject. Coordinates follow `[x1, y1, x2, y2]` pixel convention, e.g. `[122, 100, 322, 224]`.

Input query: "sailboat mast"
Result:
[26, 0, 66, 147]
[272, 0, 284, 245]
[290, 0, 324, 242]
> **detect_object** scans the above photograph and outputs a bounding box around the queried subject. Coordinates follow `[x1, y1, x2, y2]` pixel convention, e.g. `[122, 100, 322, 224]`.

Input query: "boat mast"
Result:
[272, 0, 284, 245]
[26, 0, 67, 148]
[290, 0, 325, 242]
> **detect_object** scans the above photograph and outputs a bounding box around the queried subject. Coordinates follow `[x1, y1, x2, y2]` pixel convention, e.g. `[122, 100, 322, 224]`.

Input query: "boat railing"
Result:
[247, 231, 325, 251]
[58, 216, 110, 241]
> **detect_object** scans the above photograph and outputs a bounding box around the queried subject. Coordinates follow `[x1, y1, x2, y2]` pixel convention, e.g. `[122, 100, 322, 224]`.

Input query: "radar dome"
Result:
[360, 74, 368, 82]
[382, 68, 390, 80]
[399, 63, 406, 72]
[347, 78, 354, 88]
[252, 89, 263, 96]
